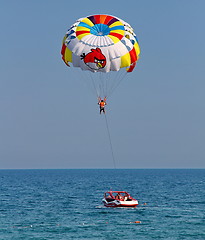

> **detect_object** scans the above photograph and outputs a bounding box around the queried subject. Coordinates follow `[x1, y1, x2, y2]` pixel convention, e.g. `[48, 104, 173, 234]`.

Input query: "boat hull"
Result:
[102, 198, 138, 208]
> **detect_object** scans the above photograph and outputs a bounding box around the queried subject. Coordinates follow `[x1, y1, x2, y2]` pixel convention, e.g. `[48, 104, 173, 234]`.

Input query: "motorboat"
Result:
[102, 191, 138, 208]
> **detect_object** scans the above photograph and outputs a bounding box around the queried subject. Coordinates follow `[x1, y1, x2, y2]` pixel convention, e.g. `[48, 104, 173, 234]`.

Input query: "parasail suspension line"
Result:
[104, 114, 116, 169]
[108, 71, 127, 97]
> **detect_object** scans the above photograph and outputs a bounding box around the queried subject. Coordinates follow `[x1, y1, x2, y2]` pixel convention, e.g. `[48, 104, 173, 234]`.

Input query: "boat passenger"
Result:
[116, 193, 123, 200]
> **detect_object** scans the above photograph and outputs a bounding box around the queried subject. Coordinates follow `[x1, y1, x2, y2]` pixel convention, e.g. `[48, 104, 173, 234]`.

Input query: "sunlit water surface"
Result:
[0, 169, 204, 239]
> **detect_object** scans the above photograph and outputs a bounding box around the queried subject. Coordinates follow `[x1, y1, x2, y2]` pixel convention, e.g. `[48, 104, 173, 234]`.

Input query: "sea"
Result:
[0, 169, 204, 240]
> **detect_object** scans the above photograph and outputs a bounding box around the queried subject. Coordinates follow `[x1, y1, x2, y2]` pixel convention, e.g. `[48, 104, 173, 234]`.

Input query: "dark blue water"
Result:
[0, 169, 204, 239]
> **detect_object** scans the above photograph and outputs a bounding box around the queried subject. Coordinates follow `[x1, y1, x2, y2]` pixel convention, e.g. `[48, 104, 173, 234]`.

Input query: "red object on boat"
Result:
[102, 191, 138, 208]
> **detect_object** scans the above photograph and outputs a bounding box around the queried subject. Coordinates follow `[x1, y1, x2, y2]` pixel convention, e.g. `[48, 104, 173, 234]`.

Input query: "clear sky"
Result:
[0, 0, 205, 169]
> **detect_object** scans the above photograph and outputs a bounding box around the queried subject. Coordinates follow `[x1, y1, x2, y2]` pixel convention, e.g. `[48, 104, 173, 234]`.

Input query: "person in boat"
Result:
[124, 193, 129, 201]
[98, 97, 107, 114]
[116, 193, 123, 200]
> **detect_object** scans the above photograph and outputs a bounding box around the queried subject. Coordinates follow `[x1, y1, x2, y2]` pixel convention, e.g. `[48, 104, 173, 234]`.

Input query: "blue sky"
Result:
[0, 0, 205, 169]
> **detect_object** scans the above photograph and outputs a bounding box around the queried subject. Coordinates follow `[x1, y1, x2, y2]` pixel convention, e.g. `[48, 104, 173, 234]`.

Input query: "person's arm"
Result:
[98, 97, 101, 104]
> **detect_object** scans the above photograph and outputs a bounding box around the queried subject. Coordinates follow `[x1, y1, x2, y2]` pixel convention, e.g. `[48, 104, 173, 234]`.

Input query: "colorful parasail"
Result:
[61, 14, 140, 98]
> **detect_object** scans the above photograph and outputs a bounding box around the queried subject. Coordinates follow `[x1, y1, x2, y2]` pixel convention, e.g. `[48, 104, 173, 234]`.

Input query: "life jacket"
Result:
[100, 101, 105, 107]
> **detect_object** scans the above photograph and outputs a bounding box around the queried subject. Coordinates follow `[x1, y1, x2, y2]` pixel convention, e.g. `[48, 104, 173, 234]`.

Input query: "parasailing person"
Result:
[98, 97, 107, 114]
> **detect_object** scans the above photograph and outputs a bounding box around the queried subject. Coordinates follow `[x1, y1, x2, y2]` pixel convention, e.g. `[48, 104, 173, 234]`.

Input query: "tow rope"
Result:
[104, 114, 116, 169]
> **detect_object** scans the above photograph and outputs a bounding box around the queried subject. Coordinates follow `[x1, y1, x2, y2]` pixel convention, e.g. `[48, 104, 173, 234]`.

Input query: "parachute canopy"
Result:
[61, 14, 140, 73]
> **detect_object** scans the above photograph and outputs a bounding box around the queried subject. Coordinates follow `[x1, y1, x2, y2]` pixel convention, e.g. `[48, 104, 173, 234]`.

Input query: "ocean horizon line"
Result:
[0, 168, 204, 170]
